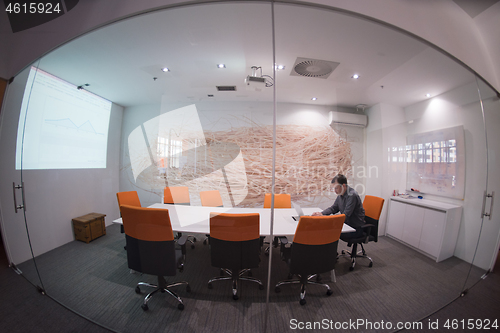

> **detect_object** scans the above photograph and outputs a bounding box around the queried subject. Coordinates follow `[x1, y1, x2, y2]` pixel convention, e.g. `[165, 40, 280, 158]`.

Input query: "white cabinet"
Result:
[402, 204, 424, 248]
[386, 200, 405, 239]
[419, 209, 446, 259]
[386, 197, 462, 262]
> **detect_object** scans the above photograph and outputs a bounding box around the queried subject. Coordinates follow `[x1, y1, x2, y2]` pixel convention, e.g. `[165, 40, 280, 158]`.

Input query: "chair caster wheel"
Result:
[193, 237, 197, 242]
[186, 285, 191, 292]
[208, 283, 213, 289]
[326, 289, 333, 296]
[259, 284, 264, 290]
[247, 270, 252, 277]
[341, 250, 346, 254]
[299, 299, 306, 305]
[232, 294, 239, 300]
[178, 303, 184, 310]
[316, 275, 322, 282]
[135, 286, 141, 294]
[275, 286, 281, 293]
[369, 262, 373, 267]
[349, 266, 354, 271]
[141, 304, 149, 311]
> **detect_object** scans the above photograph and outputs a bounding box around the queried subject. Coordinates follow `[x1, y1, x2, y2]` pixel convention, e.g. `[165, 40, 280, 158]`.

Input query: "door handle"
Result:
[482, 191, 494, 220]
[12, 182, 26, 213]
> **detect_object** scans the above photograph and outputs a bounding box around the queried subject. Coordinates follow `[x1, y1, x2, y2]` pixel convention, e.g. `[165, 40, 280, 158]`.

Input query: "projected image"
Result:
[16, 67, 112, 169]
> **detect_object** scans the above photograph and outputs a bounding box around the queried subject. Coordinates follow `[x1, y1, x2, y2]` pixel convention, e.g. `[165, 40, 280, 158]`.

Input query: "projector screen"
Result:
[16, 67, 112, 170]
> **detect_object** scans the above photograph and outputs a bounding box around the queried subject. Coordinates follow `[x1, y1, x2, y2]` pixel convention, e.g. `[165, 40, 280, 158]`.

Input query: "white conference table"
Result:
[114, 203, 355, 236]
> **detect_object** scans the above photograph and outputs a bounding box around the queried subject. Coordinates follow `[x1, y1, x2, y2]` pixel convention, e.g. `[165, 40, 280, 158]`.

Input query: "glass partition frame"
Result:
[0, 1, 498, 332]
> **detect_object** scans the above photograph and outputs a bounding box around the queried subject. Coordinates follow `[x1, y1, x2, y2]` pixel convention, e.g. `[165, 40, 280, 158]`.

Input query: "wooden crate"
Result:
[72, 213, 106, 243]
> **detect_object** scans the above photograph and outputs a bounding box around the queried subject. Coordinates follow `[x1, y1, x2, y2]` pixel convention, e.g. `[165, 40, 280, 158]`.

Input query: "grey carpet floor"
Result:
[6, 224, 492, 333]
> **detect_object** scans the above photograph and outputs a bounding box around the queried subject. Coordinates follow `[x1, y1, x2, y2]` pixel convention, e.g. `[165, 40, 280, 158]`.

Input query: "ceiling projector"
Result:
[245, 75, 266, 91]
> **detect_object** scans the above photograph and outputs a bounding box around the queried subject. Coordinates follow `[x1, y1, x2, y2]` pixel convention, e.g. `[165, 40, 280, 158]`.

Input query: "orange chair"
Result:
[340, 195, 385, 271]
[208, 213, 264, 300]
[164, 186, 196, 248]
[164, 186, 191, 205]
[116, 191, 141, 210]
[120, 205, 190, 311]
[200, 190, 224, 245]
[116, 191, 141, 236]
[200, 190, 224, 207]
[275, 214, 345, 305]
[264, 193, 292, 254]
[264, 193, 292, 208]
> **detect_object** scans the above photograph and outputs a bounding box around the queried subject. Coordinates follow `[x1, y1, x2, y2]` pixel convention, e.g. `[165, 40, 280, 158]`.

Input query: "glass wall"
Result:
[0, 1, 498, 332]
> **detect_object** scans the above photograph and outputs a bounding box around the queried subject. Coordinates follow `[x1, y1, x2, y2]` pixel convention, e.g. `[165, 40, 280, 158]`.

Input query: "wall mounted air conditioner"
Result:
[329, 111, 367, 127]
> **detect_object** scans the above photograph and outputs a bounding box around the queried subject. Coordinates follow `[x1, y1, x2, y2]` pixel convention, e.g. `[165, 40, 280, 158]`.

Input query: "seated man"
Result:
[312, 174, 365, 241]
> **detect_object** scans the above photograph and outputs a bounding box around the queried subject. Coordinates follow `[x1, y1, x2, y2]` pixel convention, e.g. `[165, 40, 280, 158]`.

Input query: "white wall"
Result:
[0, 67, 123, 264]
[366, 81, 500, 269]
[365, 103, 407, 234]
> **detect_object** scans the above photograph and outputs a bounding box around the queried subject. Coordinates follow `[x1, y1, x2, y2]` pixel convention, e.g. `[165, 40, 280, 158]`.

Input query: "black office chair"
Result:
[340, 195, 384, 271]
[164, 186, 196, 249]
[207, 212, 264, 300]
[275, 214, 345, 305]
[120, 204, 190, 311]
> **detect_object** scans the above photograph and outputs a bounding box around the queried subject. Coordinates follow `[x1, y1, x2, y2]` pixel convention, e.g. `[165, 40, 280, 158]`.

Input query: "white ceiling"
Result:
[36, 2, 476, 109]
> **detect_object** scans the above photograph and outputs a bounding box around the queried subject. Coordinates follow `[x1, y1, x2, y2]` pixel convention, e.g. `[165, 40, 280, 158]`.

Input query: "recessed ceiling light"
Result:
[311, 97, 318, 101]
[275, 65, 286, 70]
[161, 67, 170, 72]
[352, 74, 360, 79]
[426, 93, 431, 97]
[217, 64, 226, 68]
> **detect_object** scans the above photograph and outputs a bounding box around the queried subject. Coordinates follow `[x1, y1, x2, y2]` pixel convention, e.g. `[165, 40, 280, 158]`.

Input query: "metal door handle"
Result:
[485, 191, 494, 220]
[482, 191, 494, 220]
[12, 182, 26, 213]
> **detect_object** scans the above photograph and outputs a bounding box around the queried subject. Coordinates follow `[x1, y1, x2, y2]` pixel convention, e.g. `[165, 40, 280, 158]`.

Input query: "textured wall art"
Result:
[124, 106, 353, 207]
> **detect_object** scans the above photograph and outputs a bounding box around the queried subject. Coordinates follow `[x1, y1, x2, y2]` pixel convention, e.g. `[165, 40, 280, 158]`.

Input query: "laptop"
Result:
[292, 202, 308, 221]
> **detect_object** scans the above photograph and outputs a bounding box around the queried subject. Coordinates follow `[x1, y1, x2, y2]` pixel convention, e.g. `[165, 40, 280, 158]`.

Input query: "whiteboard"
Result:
[406, 125, 465, 199]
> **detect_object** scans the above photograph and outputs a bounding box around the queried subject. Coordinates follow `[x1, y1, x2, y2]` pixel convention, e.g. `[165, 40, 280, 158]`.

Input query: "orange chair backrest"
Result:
[120, 205, 174, 242]
[293, 215, 345, 245]
[164, 186, 190, 204]
[209, 213, 259, 242]
[363, 195, 385, 220]
[264, 193, 292, 208]
[200, 190, 223, 207]
[116, 191, 141, 212]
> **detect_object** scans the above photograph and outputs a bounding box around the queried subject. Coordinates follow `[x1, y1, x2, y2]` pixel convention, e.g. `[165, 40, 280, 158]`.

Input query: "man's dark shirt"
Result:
[321, 185, 365, 229]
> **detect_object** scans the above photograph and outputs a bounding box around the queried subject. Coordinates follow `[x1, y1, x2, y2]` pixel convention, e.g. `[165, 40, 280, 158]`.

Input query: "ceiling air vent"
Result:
[216, 86, 237, 91]
[290, 57, 340, 79]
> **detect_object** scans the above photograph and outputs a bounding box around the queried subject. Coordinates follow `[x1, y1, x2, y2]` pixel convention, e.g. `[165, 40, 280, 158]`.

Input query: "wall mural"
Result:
[124, 106, 352, 207]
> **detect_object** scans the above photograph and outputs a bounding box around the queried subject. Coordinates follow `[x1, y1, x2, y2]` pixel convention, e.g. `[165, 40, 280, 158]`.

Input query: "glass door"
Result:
[0, 61, 44, 290]
[270, 2, 493, 328]
[1, 2, 276, 332]
[462, 78, 500, 290]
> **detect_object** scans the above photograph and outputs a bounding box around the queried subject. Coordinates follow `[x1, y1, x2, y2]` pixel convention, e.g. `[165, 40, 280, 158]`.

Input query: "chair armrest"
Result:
[361, 223, 374, 243]
[278, 236, 288, 245]
[176, 234, 188, 255]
